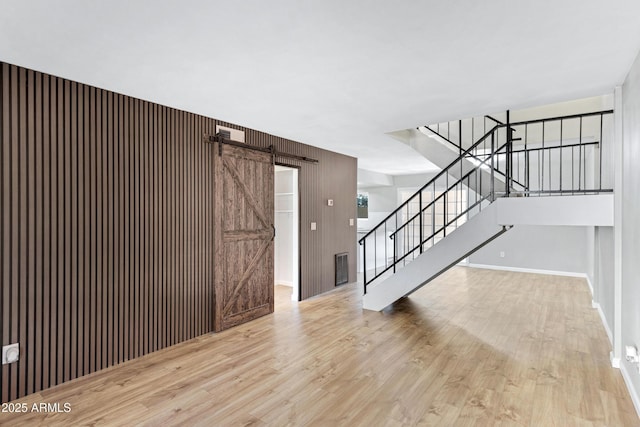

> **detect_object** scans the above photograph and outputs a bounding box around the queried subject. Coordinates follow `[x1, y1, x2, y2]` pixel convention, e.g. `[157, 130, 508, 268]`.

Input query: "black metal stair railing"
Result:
[359, 109, 614, 293]
[358, 122, 510, 292]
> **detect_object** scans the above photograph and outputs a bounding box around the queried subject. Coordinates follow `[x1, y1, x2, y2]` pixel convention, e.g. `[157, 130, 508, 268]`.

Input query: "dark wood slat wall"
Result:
[0, 62, 357, 403]
[0, 64, 214, 403]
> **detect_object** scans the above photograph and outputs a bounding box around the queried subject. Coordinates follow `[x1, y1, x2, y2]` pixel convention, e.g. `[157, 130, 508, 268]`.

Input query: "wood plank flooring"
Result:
[1, 267, 638, 426]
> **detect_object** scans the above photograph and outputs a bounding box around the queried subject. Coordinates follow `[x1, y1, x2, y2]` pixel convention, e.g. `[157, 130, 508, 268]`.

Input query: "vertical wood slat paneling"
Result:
[89, 85, 97, 376]
[41, 73, 50, 392]
[1, 62, 357, 404]
[71, 80, 78, 383]
[1, 63, 7, 402]
[18, 66, 27, 399]
[98, 88, 106, 373]
[55, 77, 63, 388]
[9, 63, 18, 401]
[1, 64, 219, 403]
[34, 70, 43, 395]
[84, 85, 92, 376]
[63, 78, 70, 385]
[27, 68, 37, 397]
[114, 91, 121, 366]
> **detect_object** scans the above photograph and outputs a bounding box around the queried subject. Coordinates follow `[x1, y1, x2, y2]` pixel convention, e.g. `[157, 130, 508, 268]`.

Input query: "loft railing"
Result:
[359, 109, 613, 292]
[420, 115, 527, 189]
[423, 114, 508, 153]
[501, 110, 613, 195]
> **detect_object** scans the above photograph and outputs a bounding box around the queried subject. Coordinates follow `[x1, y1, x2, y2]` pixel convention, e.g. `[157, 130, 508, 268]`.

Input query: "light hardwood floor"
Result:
[1, 267, 638, 426]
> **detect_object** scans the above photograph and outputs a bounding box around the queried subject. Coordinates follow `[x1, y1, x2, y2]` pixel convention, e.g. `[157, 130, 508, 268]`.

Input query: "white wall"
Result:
[434, 95, 613, 151]
[620, 47, 640, 412]
[593, 226, 615, 338]
[510, 95, 613, 122]
[469, 225, 590, 274]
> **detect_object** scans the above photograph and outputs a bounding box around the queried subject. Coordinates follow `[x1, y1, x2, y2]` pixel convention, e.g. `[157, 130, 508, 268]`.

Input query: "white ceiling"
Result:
[2, 0, 640, 175]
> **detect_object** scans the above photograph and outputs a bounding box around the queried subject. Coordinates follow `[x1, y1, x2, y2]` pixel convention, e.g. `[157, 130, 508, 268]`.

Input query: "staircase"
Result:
[360, 109, 614, 311]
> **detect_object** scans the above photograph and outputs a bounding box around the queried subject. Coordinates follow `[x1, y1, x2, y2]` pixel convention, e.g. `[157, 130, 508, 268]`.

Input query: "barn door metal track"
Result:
[205, 133, 319, 164]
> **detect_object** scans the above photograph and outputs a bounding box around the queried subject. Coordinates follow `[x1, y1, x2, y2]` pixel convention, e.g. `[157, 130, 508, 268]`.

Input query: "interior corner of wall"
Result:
[620, 359, 640, 420]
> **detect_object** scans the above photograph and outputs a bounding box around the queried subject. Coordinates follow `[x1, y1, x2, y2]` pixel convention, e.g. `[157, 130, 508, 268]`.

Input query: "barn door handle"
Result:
[271, 224, 276, 241]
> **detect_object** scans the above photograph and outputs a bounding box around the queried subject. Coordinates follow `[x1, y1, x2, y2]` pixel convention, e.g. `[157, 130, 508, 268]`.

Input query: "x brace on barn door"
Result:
[204, 133, 319, 164]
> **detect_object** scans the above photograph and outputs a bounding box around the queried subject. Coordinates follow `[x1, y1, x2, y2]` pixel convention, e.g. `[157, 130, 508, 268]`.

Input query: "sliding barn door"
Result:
[213, 142, 275, 332]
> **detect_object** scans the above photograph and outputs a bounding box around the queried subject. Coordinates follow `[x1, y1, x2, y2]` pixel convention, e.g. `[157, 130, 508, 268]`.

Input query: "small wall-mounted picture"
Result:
[357, 192, 369, 219]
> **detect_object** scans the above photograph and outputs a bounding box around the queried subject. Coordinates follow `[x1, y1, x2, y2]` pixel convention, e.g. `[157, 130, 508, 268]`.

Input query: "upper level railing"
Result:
[422, 114, 508, 152]
[359, 109, 613, 292]
[420, 115, 527, 189]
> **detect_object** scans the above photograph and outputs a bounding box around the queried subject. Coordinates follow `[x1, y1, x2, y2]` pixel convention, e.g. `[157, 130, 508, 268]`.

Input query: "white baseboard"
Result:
[611, 352, 621, 368]
[466, 263, 589, 280]
[620, 361, 640, 420]
[592, 301, 613, 345]
[585, 275, 594, 297]
[274, 280, 293, 287]
[466, 263, 597, 306]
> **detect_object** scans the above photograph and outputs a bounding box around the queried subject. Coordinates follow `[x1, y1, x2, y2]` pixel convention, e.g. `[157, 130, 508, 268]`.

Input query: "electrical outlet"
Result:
[349, 218, 354, 226]
[310, 222, 317, 231]
[625, 345, 639, 363]
[500, 251, 505, 258]
[2, 343, 19, 365]
[327, 199, 334, 206]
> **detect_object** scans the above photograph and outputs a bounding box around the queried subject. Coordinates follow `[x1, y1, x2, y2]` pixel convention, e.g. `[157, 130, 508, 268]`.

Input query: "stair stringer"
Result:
[363, 202, 509, 311]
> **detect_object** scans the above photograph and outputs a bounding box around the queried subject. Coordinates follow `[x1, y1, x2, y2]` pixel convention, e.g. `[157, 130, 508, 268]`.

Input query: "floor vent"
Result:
[335, 252, 349, 286]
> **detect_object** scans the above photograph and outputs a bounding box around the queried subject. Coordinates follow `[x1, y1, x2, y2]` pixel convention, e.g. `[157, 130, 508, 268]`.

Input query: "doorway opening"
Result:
[274, 165, 300, 301]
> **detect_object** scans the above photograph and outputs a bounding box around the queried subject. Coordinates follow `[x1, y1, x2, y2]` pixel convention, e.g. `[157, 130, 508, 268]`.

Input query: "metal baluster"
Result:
[506, 111, 511, 197]
[431, 198, 435, 247]
[525, 124, 529, 195]
[393, 214, 397, 273]
[599, 113, 603, 191]
[419, 191, 423, 254]
[579, 117, 582, 191]
[517, 151, 521, 190]
[537, 150, 541, 193]
[404, 225, 407, 266]
[491, 131, 495, 201]
[372, 229, 376, 278]
[572, 137, 575, 193]
[443, 191, 447, 237]
[541, 121, 545, 194]
[559, 119, 563, 192]
[384, 221, 387, 272]
[363, 238, 367, 292]
[473, 167, 482, 210]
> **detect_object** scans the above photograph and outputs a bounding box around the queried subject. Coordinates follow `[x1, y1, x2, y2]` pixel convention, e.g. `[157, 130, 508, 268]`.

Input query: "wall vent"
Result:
[335, 253, 349, 286]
